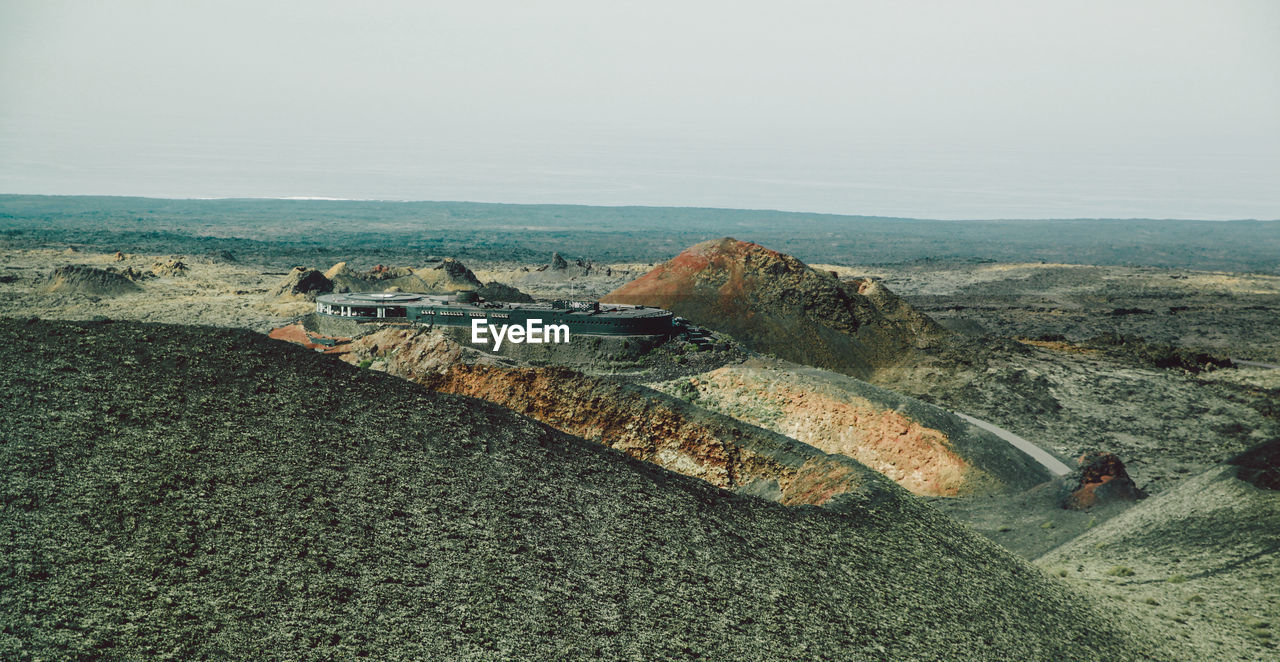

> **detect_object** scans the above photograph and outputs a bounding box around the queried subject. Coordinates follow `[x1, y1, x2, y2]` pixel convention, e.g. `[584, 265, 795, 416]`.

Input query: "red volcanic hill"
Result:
[603, 238, 947, 378]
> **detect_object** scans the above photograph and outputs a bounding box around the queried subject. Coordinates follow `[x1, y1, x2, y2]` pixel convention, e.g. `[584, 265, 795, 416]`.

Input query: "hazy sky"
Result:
[3, 0, 1278, 219]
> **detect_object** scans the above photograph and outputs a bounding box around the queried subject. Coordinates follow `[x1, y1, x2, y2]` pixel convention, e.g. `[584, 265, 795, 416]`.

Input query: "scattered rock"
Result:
[524, 253, 594, 281]
[151, 259, 188, 277]
[113, 266, 153, 282]
[112, 251, 126, 262]
[1086, 333, 1232, 373]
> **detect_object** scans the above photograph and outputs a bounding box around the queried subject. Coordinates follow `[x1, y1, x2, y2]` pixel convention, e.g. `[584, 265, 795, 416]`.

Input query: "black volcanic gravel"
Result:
[0, 318, 1166, 660]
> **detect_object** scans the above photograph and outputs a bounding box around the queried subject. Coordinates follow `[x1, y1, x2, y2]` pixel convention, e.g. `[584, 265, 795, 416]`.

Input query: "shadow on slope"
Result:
[1037, 447, 1280, 660]
[0, 318, 1166, 660]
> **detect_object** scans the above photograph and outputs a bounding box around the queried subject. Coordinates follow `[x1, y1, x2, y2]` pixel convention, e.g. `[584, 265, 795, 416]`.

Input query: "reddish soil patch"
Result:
[267, 323, 350, 355]
[415, 364, 879, 506]
[678, 367, 992, 496]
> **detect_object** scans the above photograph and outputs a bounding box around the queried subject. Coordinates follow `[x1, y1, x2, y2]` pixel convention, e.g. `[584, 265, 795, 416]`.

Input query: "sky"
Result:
[2, 0, 1278, 219]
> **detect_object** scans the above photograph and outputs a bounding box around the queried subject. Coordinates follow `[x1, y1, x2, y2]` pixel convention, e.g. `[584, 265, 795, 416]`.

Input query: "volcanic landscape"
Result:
[1, 196, 1277, 660]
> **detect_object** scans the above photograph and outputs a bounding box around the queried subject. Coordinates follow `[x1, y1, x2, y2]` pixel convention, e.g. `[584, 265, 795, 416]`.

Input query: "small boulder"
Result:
[1060, 451, 1145, 509]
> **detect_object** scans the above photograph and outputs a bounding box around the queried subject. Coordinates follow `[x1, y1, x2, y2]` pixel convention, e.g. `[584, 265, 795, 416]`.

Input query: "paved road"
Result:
[1232, 358, 1280, 370]
[952, 412, 1073, 476]
[948, 358, 1277, 479]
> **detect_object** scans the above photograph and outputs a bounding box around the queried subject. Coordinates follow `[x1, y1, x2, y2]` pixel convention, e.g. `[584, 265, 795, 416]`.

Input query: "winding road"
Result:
[1232, 358, 1280, 370]
[950, 359, 1278, 478]
[952, 412, 1073, 476]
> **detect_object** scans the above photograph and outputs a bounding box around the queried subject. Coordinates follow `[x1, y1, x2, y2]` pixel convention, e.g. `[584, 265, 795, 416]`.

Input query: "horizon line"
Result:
[0, 192, 1276, 224]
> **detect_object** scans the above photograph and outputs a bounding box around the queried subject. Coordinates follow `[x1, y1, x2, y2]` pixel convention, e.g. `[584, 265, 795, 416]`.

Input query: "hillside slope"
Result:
[339, 328, 895, 509]
[1037, 444, 1280, 661]
[650, 360, 1054, 496]
[0, 319, 1167, 660]
[603, 238, 946, 378]
[40, 264, 141, 296]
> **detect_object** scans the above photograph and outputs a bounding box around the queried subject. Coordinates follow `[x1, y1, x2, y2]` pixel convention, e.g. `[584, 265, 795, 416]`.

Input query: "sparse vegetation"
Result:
[1106, 566, 1136, 577]
[672, 379, 699, 402]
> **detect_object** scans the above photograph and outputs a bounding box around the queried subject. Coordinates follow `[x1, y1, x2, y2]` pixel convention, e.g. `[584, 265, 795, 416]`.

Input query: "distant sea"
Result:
[2, 132, 1277, 221]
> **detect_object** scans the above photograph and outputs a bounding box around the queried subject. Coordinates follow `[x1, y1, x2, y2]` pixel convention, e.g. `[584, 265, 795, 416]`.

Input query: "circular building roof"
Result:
[346, 292, 425, 302]
[316, 292, 430, 305]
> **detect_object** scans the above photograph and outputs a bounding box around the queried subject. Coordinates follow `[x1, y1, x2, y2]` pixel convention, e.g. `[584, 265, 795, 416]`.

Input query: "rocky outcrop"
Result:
[324, 258, 486, 294]
[40, 265, 141, 296]
[475, 281, 534, 303]
[603, 238, 947, 378]
[114, 266, 152, 282]
[270, 267, 334, 300]
[1060, 451, 1146, 509]
[150, 259, 188, 277]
